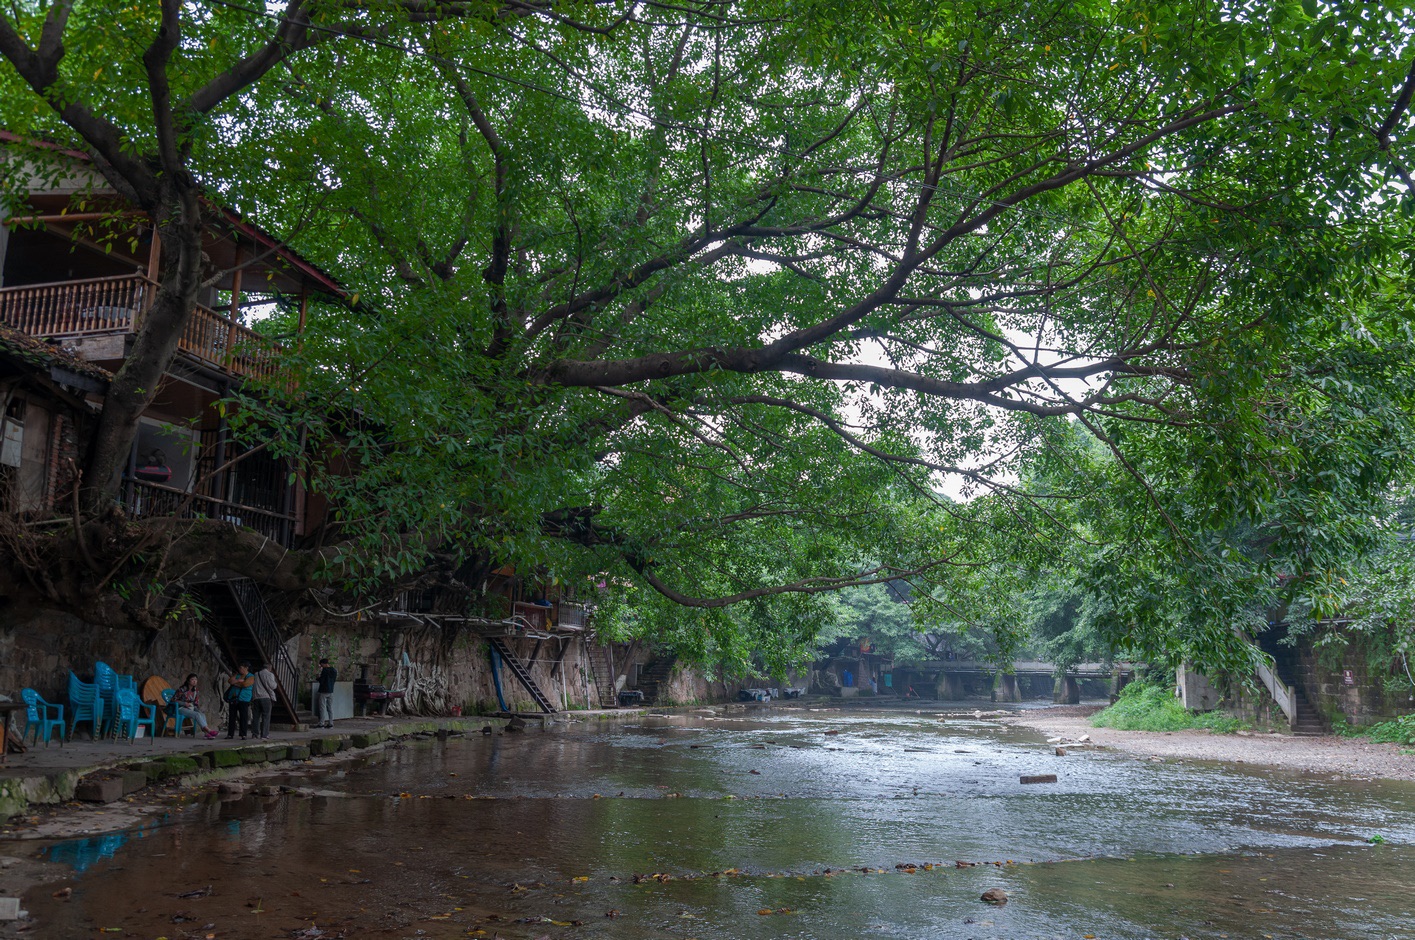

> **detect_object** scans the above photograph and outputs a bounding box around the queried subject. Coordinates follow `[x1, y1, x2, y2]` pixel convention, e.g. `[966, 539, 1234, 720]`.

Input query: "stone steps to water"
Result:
[638, 656, 677, 704]
[1291, 688, 1324, 735]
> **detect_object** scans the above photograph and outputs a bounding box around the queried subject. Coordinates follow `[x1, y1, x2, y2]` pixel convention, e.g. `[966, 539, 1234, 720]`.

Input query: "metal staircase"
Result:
[488, 637, 557, 713]
[585, 639, 618, 707]
[191, 577, 309, 727]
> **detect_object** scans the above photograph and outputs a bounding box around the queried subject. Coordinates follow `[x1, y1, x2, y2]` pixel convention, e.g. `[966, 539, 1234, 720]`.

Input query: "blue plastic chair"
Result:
[67, 671, 104, 740]
[94, 661, 119, 736]
[113, 688, 157, 744]
[21, 689, 64, 746]
[161, 688, 195, 737]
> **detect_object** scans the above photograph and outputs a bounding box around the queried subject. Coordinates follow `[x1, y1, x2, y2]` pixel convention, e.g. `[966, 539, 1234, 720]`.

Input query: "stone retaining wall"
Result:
[1, 602, 739, 724]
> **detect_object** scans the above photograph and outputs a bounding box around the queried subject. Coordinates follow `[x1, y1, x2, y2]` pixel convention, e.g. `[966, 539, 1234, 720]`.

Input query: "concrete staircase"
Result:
[638, 655, 677, 704]
[1256, 626, 1325, 735]
[1291, 686, 1325, 736]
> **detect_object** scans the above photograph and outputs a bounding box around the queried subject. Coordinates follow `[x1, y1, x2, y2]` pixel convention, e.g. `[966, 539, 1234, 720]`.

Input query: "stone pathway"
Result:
[0, 716, 493, 819]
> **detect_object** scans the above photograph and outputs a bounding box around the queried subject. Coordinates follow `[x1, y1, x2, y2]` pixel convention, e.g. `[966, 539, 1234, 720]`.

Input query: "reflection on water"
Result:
[25, 708, 1415, 938]
[40, 833, 127, 875]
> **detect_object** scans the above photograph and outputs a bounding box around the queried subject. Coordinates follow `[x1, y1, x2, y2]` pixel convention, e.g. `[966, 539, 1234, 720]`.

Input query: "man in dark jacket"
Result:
[316, 658, 337, 729]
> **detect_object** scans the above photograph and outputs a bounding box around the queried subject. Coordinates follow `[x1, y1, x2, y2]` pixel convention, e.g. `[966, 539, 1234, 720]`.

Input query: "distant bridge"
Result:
[913, 660, 1126, 678]
[899, 660, 1135, 703]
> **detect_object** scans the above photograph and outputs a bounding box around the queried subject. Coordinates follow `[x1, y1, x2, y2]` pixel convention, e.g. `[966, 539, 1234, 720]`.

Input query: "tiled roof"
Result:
[0, 324, 111, 385]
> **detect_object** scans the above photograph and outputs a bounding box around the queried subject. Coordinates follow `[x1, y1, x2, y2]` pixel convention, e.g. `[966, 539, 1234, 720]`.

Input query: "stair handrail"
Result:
[228, 578, 301, 722]
[1255, 657, 1297, 729]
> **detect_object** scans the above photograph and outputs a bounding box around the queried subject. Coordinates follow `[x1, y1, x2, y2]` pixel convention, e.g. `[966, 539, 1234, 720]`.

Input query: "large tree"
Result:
[1, 0, 1413, 658]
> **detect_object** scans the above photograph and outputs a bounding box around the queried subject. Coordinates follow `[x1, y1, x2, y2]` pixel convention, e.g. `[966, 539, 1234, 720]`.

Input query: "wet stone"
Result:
[74, 774, 123, 803]
[240, 748, 268, 764]
[1020, 774, 1058, 785]
[119, 770, 148, 796]
[162, 756, 201, 777]
[287, 745, 311, 761]
[309, 736, 341, 756]
[209, 749, 244, 769]
[352, 730, 388, 748]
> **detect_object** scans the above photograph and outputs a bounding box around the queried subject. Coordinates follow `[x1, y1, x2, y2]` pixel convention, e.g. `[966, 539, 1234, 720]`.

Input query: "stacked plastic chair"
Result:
[94, 661, 118, 736]
[67, 671, 104, 740]
[21, 689, 64, 746]
[113, 689, 157, 743]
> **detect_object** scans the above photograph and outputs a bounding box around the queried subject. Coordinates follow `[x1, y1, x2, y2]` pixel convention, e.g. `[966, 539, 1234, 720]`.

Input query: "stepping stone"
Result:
[74, 775, 123, 803]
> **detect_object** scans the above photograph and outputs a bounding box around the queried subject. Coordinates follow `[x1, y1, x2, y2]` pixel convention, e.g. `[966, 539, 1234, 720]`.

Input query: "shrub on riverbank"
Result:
[1342, 714, 1415, 745]
[1091, 683, 1248, 733]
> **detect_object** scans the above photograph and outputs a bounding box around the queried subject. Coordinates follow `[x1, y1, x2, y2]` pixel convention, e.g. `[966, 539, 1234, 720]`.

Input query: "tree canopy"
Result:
[2, 0, 1414, 670]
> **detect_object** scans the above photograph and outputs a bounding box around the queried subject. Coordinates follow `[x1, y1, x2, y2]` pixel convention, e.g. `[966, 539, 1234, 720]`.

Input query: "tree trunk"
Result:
[80, 190, 204, 514]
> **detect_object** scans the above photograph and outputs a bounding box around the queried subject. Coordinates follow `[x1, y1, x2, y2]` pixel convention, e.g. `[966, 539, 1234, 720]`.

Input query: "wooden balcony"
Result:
[0, 274, 282, 383]
[121, 478, 295, 546]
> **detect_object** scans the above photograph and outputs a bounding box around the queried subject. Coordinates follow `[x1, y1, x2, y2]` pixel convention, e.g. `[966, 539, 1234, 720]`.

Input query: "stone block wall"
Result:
[0, 606, 229, 707]
[1291, 645, 1408, 728]
[0, 598, 745, 720]
[655, 661, 739, 705]
[293, 622, 607, 715]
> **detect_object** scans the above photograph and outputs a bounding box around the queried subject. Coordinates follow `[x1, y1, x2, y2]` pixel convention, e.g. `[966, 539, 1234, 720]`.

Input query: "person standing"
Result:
[316, 658, 337, 729]
[251, 662, 278, 739]
[173, 674, 220, 740]
[226, 663, 254, 740]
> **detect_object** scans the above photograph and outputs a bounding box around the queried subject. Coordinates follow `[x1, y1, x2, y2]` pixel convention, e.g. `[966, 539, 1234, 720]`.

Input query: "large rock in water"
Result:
[505, 716, 527, 733]
[980, 888, 1009, 905]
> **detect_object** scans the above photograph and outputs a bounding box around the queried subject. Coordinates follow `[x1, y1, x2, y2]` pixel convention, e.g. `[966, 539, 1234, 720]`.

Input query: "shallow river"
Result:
[25, 706, 1415, 938]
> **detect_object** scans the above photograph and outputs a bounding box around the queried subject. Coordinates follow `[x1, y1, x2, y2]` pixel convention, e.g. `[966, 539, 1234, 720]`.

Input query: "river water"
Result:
[23, 706, 1415, 938]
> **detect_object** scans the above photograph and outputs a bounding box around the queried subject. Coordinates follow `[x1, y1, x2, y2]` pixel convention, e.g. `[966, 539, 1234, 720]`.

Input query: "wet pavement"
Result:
[0, 716, 492, 780]
[16, 706, 1415, 938]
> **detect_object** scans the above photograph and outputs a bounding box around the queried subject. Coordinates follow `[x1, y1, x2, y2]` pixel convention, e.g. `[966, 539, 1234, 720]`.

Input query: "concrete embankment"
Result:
[0, 708, 655, 825]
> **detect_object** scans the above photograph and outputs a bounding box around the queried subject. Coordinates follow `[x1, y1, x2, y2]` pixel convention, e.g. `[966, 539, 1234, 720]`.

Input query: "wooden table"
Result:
[0, 701, 27, 767]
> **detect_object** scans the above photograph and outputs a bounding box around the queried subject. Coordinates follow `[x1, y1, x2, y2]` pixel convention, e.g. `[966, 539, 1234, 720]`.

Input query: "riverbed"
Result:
[18, 706, 1415, 938]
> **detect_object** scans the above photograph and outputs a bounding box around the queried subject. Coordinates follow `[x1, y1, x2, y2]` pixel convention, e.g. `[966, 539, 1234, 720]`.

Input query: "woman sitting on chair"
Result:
[174, 674, 220, 740]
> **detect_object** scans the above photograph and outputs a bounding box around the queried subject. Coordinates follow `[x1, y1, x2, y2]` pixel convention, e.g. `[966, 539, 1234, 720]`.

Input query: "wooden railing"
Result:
[0, 274, 281, 383]
[0, 274, 147, 335]
[121, 478, 295, 547]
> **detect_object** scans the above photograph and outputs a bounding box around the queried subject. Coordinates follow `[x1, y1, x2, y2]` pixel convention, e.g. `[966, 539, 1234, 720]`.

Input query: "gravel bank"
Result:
[1004, 706, 1415, 781]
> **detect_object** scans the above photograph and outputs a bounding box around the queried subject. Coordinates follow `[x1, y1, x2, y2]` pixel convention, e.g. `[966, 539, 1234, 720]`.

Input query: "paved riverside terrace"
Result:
[0, 715, 462, 779]
[0, 709, 645, 822]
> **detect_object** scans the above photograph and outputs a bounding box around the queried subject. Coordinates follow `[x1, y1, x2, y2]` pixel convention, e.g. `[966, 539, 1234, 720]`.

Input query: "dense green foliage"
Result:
[1, 0, 1414, 671]
[1091, 682, 1249, 734]
[1348, 714, 1415, 746]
